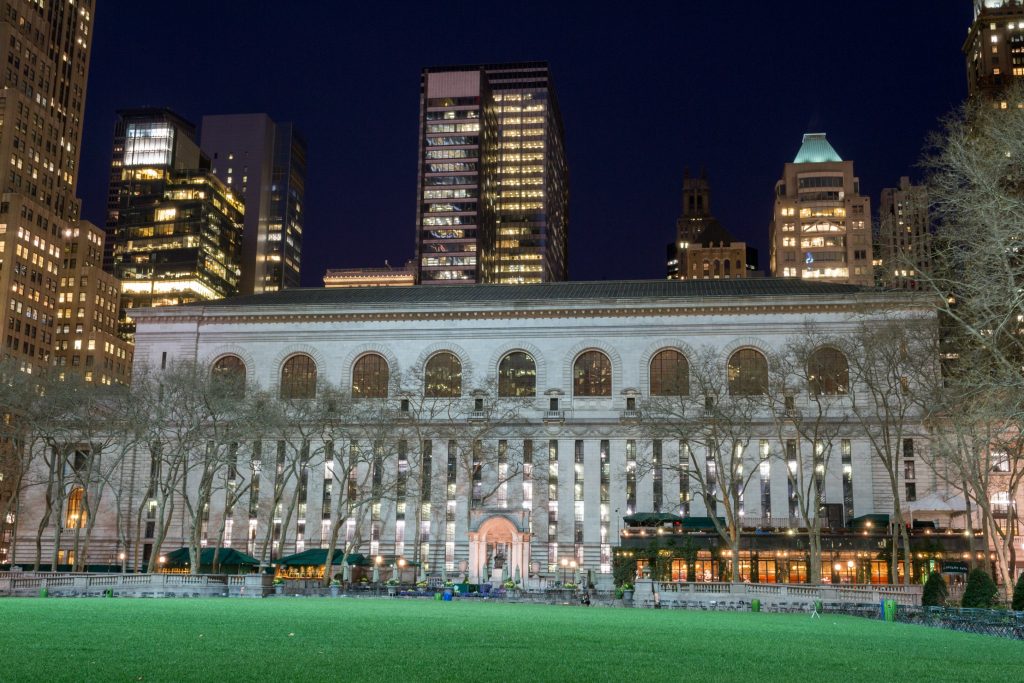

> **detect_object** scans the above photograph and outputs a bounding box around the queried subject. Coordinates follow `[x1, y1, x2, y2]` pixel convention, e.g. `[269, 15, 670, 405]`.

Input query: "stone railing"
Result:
[633, 580, 922, 609]
[0, 572, 273, 598]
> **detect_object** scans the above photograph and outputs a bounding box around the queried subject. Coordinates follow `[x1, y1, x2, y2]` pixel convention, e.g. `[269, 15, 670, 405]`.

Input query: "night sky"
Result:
[79, 1, 974, 285]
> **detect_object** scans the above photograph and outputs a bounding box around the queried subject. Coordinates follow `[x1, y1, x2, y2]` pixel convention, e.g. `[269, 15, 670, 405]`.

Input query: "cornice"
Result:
[145, 301, 911, 327]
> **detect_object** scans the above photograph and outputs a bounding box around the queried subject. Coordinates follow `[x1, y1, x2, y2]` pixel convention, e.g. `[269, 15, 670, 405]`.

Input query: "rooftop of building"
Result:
[793, 133, 842, 164]
[174, 278, 890, 311]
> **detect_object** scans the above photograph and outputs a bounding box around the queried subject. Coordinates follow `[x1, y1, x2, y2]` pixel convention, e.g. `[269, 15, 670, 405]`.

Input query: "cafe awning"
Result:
[680, 516, 726, 530]
[163, 547, 259, 567]
[623, 512, 684, 526]
[848, 514, 890, 530]
[276, 549, 371, 567]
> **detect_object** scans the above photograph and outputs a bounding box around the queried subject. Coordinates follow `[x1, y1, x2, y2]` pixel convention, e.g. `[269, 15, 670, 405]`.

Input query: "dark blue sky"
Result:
[80, 1, 973, 285]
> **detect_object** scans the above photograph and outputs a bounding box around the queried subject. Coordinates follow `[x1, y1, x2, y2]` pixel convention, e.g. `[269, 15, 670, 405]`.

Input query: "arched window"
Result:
[807, 347, 849, 395]
[713, 260, 721, 276]
[425, 352, 462, 398]
[574, 350, 612, 397]
[650, 349, 689, 396]
[727, 349, 768, 396]
[280, 354, 317, 399]
[498, 351, 536, 397]
[65, 486, 86, 529]
[211, 355, 246, 397]
[352, 354, 389, 398]
[724, 260, 731, 276]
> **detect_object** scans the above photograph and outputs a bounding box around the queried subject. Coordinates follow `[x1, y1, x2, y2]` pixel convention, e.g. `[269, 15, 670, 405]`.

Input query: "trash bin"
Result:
[39, 587, 48, 598]
[442, 589, 453, 601]
[884, 599, 897, 622]
[751, 599, 760, 612]
[434, 592, 442, 601]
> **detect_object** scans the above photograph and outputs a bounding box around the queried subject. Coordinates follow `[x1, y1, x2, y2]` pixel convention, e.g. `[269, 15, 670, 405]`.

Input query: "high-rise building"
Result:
[0, 0, 96, 566]
[105, 109, 243, 336]
[878, 177, 930, 290]
[54, 221, 133, 385]
[200, 114, 306, 294]
[0, 0, 95, 375]
[769, 133, 873, 286]
[666, 170, 756, 280]
[415, 62, 568, 285]
[964, 1, 1024, 99]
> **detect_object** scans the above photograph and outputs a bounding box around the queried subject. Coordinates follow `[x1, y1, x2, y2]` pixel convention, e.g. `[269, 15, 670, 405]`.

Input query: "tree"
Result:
[1012, 571, 1024, 611]
[642, 347, 767, 583]
[839, 317, 935, 585]
[961, 568, 999, 608]
[767, 327, 850, 584]
[922, 571, 948, 607]
[913, 83, 1024, 600]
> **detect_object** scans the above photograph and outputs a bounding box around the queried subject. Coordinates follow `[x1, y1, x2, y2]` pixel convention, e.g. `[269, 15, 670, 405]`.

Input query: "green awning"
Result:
[163, 547, 259, 567]
[681, 516, 726, 530]
[849, 514, 890, 529]
[623, 512, 684, 526]
[276, 549, 370, 567]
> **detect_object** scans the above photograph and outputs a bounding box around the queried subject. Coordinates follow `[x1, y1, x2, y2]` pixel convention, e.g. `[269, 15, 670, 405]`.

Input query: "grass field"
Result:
[0, 598, 1021, 682]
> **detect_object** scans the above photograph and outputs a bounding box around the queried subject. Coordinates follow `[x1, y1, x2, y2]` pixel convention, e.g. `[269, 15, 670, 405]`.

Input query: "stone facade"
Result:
[9, 280, 952, 587]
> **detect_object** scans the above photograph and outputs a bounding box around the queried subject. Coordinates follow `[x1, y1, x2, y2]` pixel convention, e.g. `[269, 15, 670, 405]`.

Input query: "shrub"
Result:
[961, 568, 998, 608]
[1012, 572, 1024, 612]
[921, 572, 948, 607]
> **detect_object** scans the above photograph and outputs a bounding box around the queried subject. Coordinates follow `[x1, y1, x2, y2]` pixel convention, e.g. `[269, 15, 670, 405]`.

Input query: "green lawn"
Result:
[0, 598, 1020, 682]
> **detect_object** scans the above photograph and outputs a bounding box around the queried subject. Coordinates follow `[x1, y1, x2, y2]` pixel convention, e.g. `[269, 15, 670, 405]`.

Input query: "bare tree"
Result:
[642, 347, 766, 583]
[909, 82, 1024, 598]
[838, 317, 935, 585]
[766, 327, 850, 584]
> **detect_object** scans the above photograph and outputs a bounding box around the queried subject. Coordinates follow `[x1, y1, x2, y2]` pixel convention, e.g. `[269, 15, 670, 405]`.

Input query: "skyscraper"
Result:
[0, 0, 96, 566]
[964, 1, 1024, 99]
[105, 109, 243, 335]
[415, 62, 568, 285]
[0, 0, 94, 375]
[878, 177, 930, 290]
[200, 114, 306, 294]
[54, 221, 133, 385]
[666, 170, 756, 280]
[769, 133, 873, 286]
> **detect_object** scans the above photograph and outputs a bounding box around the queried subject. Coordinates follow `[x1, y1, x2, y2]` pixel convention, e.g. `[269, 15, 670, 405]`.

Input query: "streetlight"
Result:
[570, 560, 578, 587]
[398, 558, 406, 584]
[560, 557, 568, 585]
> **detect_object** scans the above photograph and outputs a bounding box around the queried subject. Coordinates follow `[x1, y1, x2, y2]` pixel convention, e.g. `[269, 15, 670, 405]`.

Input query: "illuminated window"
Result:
[574, 351, 611, 397]
[352, 353, 389, 398]
[807, 347, 849, 395]
[650, 349, 689, 396]
[65, 486, 87, 529]
[425, 352, 462, 398]
[728, 349, 768, 396]
[280, 354, 317, 399]
[211, 355, 246, 398]
[498, 351, 536, 397]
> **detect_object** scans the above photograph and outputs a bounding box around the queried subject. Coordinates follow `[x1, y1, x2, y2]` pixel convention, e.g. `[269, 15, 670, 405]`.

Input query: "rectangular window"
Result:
[841, 440, 854, 524]
[786, 439, 798, 518]
[652, 440, 663, 513]
[626, 440, 637, 514]
[759, 439, 771, 519]
[679, 441, 690, 517]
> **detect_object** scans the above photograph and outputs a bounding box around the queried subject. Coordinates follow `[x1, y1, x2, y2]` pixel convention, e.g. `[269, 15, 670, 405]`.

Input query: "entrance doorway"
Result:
[468, 516, 530, 584]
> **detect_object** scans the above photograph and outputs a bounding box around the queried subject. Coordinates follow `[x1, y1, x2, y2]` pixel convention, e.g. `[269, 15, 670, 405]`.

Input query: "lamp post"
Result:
[570, 560, 578, 588]
[560, 557, 568, 585]
[398, 557, 406, 584]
